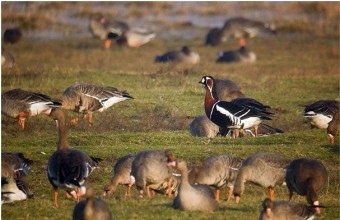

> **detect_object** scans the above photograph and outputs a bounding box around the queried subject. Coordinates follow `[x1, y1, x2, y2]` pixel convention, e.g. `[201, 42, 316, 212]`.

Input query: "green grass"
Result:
[1, 23, 339, 220]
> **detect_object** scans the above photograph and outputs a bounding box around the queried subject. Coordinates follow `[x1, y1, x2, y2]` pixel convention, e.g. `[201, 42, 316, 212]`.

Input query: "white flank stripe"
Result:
[215, 104, 241, 126]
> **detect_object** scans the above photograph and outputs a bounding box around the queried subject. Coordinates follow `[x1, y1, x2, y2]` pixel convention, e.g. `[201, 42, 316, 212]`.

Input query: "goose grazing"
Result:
[103, 154, 136, 197]
[60, 83, 133, 126]
[130, 149, 177, 198]
[216, 39, 256, 63]
[1, 177, 31, 204]
[233, 152, 291, 204]
[285, 158, 328, 215]
[1, 88, 62, 129]
[89, 14, 126, 49]
[303, 99, 339, 129]
[213, 78, 244, 102]
[205, 27, 226, 46]
[199, 76, 273, 138]
[47, 108, 100, 207]
[189, 115, 219, 138]
[259, 198, 316, 220]
[222, 17, 277, 45]
[155, 46, 200, 64]
[73, 188, 112, 220]
[327, 111, 339, 144]
[188, 154, 244, 202]
[173, 159, 219, 211]
[1, 152, 33, 179]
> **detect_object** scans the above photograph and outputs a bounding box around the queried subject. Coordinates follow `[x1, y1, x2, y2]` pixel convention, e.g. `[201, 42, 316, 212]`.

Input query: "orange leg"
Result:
[18, 112, 30, 129]
[268, 186, 274, 200]
[239, 38, 246, 47]
[54, 190, 59, 208]
[87, 113, 93, 126]
[227, 187, 233, 202]
[65, 192, 72, 199]
[254, 126, 258, 137]
[167, 179, 172, 197]
[146, 186, 152, 199]
[68, 114, 89, 126]
[329, 134, 335, 144]
[233, 129, 240, 138]
[104, 39, 112, 49]
[126, 185, 131, 197]
[215, 189, 220, 202]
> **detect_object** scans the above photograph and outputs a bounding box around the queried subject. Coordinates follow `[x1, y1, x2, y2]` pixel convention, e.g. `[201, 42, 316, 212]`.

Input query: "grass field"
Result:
[1, 3, 340, 219]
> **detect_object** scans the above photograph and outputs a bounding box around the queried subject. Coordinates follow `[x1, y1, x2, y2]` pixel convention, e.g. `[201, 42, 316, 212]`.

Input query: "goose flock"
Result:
[1, 9, 338, 220]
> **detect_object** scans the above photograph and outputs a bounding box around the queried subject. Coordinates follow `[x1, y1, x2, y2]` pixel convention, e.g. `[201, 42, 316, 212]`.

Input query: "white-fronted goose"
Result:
[173, 159, 219, 211]
[216, 39, 256, 63]
[73, 188, 112, 220]
[60, 83, 133, 126]
[327, 111, 339, 144]
[103, 154, 136, 197]
[189, 154, 244, 202]
[155, 46, 200, 64]
[285, 158, 328, 214]
[189, 115, 219, 138]
[130, 149, 177, 198]
[1, 152, 33, 179]
[259, 198, 316, 220]
[47, 108, 100, 207]
[213, 78, 244, 102]
[1, 177, 31, 204]
[233, 152, 291, 203]
[199, 76, 273, 138]
[205, 27, 226, 46]
[89, 14, 126, 49]
[1, 88, 62, 129]
[2, 48, 15, 68]
[118, 28, 156, 48]
[303, 99, 339, 129]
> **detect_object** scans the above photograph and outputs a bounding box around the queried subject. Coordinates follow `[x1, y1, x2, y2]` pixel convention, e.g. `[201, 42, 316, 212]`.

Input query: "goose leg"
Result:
[54, 190, 59, 208]
[104, 39, 111, 49]
[68, 114, 86, 126]
[87, 113, 93, 126]
[328, 134, 335, 144]
[146, 186, 152, 198]
[233, 129, 240, 138]
[268, 186, 274, 200]
[18, 112, 29, 129]
[227, 186, 233, 202]
[254, 126, 258, 137]
[76, 188, 80, 203]
[167, 179, 172, 197]
[215, 189, 220, 202]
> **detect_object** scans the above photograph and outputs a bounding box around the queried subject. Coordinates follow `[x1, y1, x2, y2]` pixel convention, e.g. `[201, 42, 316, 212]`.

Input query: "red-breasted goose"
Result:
[155, 46, 200, 64]
[173, 159, 219, 211]
[285, 158, 328, 215]
[103, 154, 136, 197]
[130, 149, 177, 198]
[233, 152, 290, 204]
[1, 88, 61, 129]
[199, 76, 273, 138]
[188, 154, 244, 202]
[303, 100, 339, 129]
[47, 108, 100, 207]
[259, 198, 316, 220]
[72, 188, 112, 220]
[60, 83, 133, 126]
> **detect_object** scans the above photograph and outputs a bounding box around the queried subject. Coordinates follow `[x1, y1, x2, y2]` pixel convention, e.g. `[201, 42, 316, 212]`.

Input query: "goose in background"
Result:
[47, 108, 100, 207]
[216, 39, 256, 63]
[259, 198, 316, 220]
[173, 159, 219, 211]
[327, 111, 339, 144]
[1, 177, 31, 204]
[303, 99, 339, 129]
[233, 152, 290, 204]
[3, 28, 22, 44]
[189, 115, 219, 138]
[103, 154, 136, 197]
[117, 27, 156, 48]
[285, 158, 328, 215]
[2, 48, 15, 69]
[73, 188, 112, 220]
[188, 154, 244, 202]
[205, 27, 226, 46]
[130, 149, 177, 198]
[1, 88, 62, 129]
[89, 14, 126, 49]
[60, 83, 133, 126]
[155, 46, 200, 64]
[199, 76, 273, 138]
[212, 78, 244, 102]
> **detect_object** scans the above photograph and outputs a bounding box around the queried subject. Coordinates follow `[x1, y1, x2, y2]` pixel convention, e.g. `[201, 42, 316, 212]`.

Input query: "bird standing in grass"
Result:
[199, 76, 273, 138]
[47, 108, 100, 207]
[327, 111, 339, 144]
[1, 88, 62, 129]
[60, 83, 133, 126]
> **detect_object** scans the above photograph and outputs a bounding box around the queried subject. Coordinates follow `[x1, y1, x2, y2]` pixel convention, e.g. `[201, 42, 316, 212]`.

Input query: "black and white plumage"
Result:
[60, 83, 133, 126]
[259, 198, 316, 220]
[199, 76, 273, 137]
[303, 100, 339, 129]
[1, 177, 32, 204]
[216, 45, 256, 63]
[47, 108, 100, 207]
[1, 88, 62, 129]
